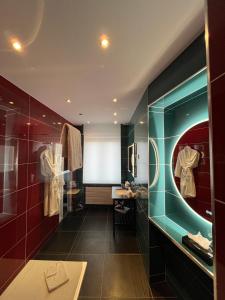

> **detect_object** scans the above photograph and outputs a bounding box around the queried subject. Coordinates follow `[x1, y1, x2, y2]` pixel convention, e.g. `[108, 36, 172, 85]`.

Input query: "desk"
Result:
[112, 186, 136, 237]
[0, 260, 87, 300]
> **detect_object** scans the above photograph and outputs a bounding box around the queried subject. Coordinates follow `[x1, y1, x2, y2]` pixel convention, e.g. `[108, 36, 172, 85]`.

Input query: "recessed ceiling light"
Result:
[57, 122, 62, 125]
[26, 122, 31, 126]
[11, 39, 22, 52]
[113, 112, 117, 116]
[113, 98, 117, 103]
[66, 99, 71, 103]
[9, 101, 14, 105]
[87, 121, 90, 124]
[114, 120, 118, 125]
[100, 34, 110, 49]
[139, 121, 144, 124]
[42, 114, 46, 118]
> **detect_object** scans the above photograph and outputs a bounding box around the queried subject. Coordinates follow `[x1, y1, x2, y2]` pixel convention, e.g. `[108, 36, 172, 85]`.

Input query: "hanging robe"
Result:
[40, 145, 64, 217]
[175, 145, 200, 198]
[60, 123, 82, 172]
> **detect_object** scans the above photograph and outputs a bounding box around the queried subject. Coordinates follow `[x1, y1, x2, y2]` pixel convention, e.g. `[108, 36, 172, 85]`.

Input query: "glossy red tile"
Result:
[0, 77, 29, 116]
[1, 188, 27, 218]
[0, 238, 25, 293]
[28, 163, 41, 186]
[0, 214, 26, 257]
[210, 74, 225, 202]
[4, 113, 29, 139]
[207, 0, 225, 81]
[0, 75, 65, 292]
[27, 183, 44, 209]
[27, 202, 45, 233]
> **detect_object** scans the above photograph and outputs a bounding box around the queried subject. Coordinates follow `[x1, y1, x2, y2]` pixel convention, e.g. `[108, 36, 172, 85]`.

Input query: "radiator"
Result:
[85, 186, 113, 205]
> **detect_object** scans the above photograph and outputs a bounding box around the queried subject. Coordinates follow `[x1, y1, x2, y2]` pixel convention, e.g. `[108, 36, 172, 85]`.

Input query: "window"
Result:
[83, 124, 121, 184]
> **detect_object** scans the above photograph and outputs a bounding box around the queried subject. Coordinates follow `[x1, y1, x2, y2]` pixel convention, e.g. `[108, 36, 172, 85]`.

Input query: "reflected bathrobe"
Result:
[40, 145, 64, 217]
[175, 146, 200, 198]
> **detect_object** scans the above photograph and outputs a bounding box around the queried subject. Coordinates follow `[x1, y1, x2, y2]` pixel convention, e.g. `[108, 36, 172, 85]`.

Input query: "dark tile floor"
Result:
[35, 206, 176, 299]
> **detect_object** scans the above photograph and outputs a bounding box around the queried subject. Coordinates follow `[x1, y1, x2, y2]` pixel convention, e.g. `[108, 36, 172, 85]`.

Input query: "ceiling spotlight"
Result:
[11, 39, 22, 52]
[139, 121, 144, 124]
[114, 120, 118, 125]
[113, 98, 117, 103]
[100, 34, 110, 49]
[42, 114, 46, 118]
[26, 122, 31, 126]
[113, 112, 117, 116]
[9, 101, 14, 105]
[66, 99, 71, 103]
[57, 122, 62, 125]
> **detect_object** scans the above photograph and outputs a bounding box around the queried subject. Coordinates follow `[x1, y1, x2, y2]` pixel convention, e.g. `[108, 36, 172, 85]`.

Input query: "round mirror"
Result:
[172, 121, 212, 221]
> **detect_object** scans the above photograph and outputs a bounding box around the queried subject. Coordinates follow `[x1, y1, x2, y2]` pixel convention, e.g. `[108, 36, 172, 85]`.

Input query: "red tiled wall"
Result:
[206, 1, 225, 299]
[173, 121, 211, 221]
[0, 76, 69, 293]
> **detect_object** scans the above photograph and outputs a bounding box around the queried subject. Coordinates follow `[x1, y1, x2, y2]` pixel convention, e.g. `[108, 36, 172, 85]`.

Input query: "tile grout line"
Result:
[65, 210, 88, 259]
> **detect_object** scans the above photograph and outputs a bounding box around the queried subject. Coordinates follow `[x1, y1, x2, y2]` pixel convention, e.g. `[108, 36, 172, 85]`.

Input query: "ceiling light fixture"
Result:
[114, 120, 118, 125]
[42, 114, 46, 118]
[57, 122, 62, 125]
[11, 39, 22, 52]
[100, 34, 109, 49]
[87, 121, 90, 124]
[9, 101, 14, 105]
[113, 112, 117, 116]
[113, 98, 117, 103]
[66, 99, 71, 103]
[139, 121, 144, 124]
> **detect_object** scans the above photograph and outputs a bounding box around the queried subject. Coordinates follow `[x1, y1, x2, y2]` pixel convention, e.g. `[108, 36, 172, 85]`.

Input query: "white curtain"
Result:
[83, 124, 121, 184]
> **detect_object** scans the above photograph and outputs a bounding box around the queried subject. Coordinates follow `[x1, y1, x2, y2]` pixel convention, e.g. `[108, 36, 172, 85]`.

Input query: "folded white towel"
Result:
[187, 232, 211, 251]
[44, 262, 69, 292]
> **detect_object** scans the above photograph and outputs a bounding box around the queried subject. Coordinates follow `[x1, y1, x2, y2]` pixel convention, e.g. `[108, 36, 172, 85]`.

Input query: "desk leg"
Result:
[112, 199, 115, 238]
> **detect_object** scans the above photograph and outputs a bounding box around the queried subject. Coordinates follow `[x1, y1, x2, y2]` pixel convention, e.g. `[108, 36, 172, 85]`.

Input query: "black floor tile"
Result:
[68, 254, 104, 297]
[39, 231, 77, 254]
[71, 231, 107, 254]
[106, 231, 140, 253]
[58, 215, 84, 231]
[80, 216, 107, 231]
[34, 253, 67, 260]
[151, 281, 177, 299]
[86, 205, 110, 217]
[102, 254, 152, 298]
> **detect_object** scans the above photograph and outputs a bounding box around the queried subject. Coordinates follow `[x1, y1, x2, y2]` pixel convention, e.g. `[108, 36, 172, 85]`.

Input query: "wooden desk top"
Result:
[112, 186, 135, 200]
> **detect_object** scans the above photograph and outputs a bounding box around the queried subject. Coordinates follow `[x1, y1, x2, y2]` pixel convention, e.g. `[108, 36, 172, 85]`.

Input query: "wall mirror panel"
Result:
[172, 121, 211, 221]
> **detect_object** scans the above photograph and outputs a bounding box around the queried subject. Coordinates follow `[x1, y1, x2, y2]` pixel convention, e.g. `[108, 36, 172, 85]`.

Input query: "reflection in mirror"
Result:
[172, 121, 211, 221]
[149, 137, 160, 189]
[128, 143, 137, 177]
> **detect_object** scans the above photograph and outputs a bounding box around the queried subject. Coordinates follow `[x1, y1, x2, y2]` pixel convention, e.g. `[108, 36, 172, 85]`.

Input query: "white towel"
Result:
[44, 262, 69, 292]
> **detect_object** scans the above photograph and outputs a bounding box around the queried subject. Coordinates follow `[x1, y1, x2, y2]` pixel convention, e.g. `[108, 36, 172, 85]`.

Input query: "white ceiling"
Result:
[0, 0, 205, 124]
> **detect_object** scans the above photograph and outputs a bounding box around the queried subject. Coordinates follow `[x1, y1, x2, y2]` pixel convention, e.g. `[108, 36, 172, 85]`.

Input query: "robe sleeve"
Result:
[175, 153, 182, 178]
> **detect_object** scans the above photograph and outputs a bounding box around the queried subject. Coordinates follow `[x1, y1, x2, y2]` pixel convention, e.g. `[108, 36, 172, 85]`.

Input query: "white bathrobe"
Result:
[175, 145, 200, 198]
[40, 144, 64, 217]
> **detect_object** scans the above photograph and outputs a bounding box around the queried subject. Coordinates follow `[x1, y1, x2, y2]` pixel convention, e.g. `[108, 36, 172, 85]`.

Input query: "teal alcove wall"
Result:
[149, 69, 212, 238]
